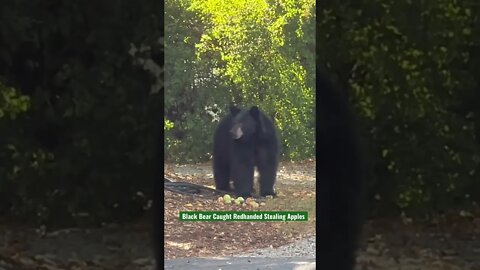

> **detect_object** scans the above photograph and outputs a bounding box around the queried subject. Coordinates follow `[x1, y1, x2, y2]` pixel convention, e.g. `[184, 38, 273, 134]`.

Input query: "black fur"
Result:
[317, 67, 365, 270]
[213, 106, 280, 198]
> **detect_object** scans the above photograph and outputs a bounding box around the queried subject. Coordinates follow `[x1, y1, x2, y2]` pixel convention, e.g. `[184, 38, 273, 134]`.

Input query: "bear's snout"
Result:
[230, 124, 243, 139]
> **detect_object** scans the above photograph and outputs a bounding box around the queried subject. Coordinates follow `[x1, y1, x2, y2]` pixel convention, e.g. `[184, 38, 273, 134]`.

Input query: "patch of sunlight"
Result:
[166, 241, 192, 250]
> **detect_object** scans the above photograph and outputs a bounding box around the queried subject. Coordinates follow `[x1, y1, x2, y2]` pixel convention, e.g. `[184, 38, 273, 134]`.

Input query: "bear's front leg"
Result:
[230, 147, 255, 198]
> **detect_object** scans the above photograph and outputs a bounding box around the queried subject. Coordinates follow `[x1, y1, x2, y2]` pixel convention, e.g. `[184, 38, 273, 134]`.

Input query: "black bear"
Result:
[212, 106, 280, 198]
[317, 66, 365, 270]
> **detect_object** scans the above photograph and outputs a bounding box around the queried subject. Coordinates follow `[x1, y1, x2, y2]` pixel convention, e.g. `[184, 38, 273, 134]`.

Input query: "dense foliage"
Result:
[0, 1, 162, 225]
[319, 0, 480, 215]
[164, 0, 316, 162]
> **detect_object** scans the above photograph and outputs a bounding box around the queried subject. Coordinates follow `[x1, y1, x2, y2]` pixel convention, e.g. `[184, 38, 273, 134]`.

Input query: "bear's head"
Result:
[229, 106, 267, 141]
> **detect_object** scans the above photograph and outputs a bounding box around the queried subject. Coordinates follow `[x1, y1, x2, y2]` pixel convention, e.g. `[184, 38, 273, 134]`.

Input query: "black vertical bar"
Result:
[316, 1, 366, 269]
[153, 0, 165, 269]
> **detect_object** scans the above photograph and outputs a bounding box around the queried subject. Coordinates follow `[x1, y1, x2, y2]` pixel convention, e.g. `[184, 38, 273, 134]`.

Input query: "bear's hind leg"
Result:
[257, 148, 278, 197]
[257, 165, 277, 197]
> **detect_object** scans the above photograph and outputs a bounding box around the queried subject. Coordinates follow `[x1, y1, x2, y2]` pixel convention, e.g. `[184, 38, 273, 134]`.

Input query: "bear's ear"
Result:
[230, 106, 241, 116]
[249, 106, 260, 119]
[250, 106, 268, 135]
